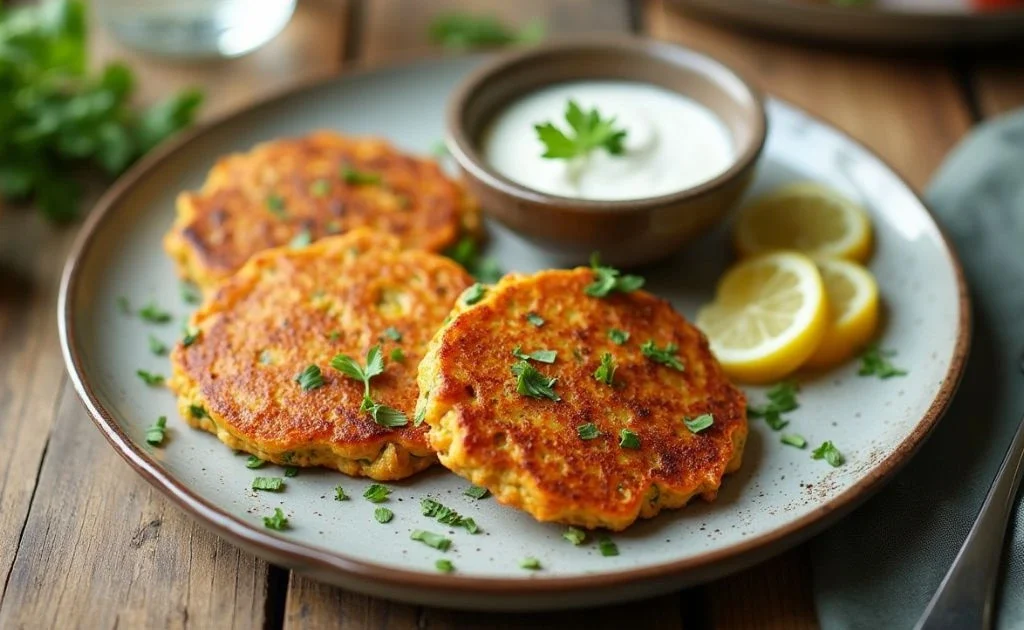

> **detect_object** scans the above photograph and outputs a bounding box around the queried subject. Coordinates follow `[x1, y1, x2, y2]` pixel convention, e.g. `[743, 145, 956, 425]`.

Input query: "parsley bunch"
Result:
[0, 0, 203, 220]
[535, 100, 628, 160]
[331, 345, 408, 427]
[428, 13, 544, 50]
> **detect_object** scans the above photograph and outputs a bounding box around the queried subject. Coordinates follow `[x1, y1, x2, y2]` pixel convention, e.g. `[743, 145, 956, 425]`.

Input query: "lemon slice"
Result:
[805, 258, 880, 369]
[697, 252, 828, 384]
[734, 182, 873, 262]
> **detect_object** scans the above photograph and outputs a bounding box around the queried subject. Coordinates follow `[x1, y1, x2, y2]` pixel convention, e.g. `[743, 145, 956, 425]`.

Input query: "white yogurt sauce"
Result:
[482, 81, 735, 201]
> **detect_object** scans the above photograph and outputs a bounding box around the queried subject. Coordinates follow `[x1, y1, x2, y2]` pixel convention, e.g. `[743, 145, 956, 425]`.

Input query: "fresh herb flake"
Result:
[640, 340, 685, 371]
[383, 326, 403, 342]
[428, 13, 544, 49]
[608, 328, 630, 345]
[136, 369, 164, 386]
[189, 404, 208, 419]
[462, 283, 487, 305]
[252, 477, 284, 492]
[374, 507, 394, 524]
[525, 312, 545, 327]
[512, 346, 557, 364]
[309, 178, 330, 197]
[410, 529, 452, 551]
[593, 352, 617, 386]
[618, 429, 640, 449]
[535, 101, 627, 161]
[138, 301, 172, 324]
[180, 282, 202, 305]
[563, 527, 587, 545]
[148, 335, 167, 356]
[781, 434, 807, 449]
[284, 466, 298, 478]
[145, 416, 167, 446]
[684, 413, 714, 434]
[266, 194, 286, 217]
[464, 485, 490, 500]
[858, 344, 908, 379]
[445, 236, 504, 283]
[598, 537, 619, 557]
[421, 498, 480, 533]
[289, 229, 312, 249]
[245, 455, 265, 469]
[511, 360, 560, 401]
[341, 166, 381, 186]
[585, 253, 644, 298]
[749, 381, 799, 431]
[363, 483, 391, 503]
[577, 423, 601, 440]
[334, 485, 348, 501]
[294, 364, 324, 391]
[182, 327, 200, 347]
[520, 557, 542, 570]
[812, 441, 844, 467]
[262, 508, 289, 530]
[390, 347, 405, 363]
[435, 558, 455, 573]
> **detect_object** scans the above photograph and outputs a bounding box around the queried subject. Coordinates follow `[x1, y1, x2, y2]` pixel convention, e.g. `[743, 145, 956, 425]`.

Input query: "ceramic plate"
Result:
[670, 0, 1024, 46]
[59, 55, 968, 611]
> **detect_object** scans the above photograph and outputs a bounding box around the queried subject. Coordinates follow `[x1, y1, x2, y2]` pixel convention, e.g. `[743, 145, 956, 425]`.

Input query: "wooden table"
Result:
[0, 1, 1020, 627]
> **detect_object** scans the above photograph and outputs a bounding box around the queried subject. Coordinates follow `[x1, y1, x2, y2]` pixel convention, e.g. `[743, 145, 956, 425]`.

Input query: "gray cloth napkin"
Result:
[812, 109, 1024, 629]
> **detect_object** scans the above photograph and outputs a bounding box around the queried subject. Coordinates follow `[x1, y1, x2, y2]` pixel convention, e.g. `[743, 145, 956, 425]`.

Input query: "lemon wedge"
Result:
[734, 182, 873, 262]
[697, 252, 828, 384]
[805, 258, 880, 369]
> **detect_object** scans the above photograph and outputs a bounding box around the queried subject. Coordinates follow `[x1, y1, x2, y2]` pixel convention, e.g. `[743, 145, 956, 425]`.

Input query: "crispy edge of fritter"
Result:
[415, 272, 748, 530]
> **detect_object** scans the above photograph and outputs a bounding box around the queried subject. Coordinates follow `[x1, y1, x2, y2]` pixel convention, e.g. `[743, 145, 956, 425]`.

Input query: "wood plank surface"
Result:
[0, 2, 348, 628]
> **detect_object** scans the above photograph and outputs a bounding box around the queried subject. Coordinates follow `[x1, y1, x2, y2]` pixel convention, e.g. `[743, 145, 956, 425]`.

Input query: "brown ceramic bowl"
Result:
[446, 37, 767, 267]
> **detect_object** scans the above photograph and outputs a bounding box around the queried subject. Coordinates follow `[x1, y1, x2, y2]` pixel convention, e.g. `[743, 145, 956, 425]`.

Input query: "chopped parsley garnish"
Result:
[189, 404, 208, 419]
[374, 507, 394, 523]
[180, 282, 202, 305]
[563, 527, 586, 545]
[781, 434, 807, 449]
[294, 364, 324, 391]
[445, 236, 503, 283]
[410, 529, 451, 551]
[598, 537, 619, 557]
[585, 253, 644, 298]
[462, 283, 487, 305]
[309, 178, 330, 197]
[748, 381, 799, 431]
[182, 328, 200, 347]
[341, 166, 381, 186]
[593, 352, 616, 385]
[464, 485, 490, 500]
[608, 328, 630, 345]
[526, 312, 545, 327]
[640, 340, 684, 371]
[117, 296, 131, 314]
[266, 194, 286, 217]
[512, 346, 557, 364]
[812, 441, 844, 467]
[684, 413, 714, 434]
[252, 477, 284, 492]
[262, 508, 288, 530]
[245, 455, 265, 469]
[618, 429, 640, 449]
[577, 423, 601, 440]
[535, 100, 627, 161]
[289, 229, 312, 249]
[435, 558, 455, 573]
[390, 347, 405, 363]
[145, 416, 167, 446]
[334, 486, 348, 501]
[148, 335, 167, 356]
[858, 344, 908, 379]
[520, 557, 541, 570]
[382, 326, 403, 342]
[511, 360, 560, 401]
[428, 12, 544, 50]
[138, 301, 172, 324]
[284, 466, 298, 478]
[332, 345, 408, 427]
[363, 483, 391, 503]
[136, 370, 164, 386]
[327, 331, 341, 342]
[421, 498, 480, 533]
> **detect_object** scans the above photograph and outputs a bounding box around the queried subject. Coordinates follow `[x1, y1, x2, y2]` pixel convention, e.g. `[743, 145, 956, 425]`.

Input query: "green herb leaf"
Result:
[309, 178, 330, 197]
[390, 347, 405, 363]
[252, 477, 284, 492]
[284, 466, 298, 478]
[148, 335, 167, 356]
[294, 364, 324, 391]
[289, 229, 312, 249]
[520, 557, 541, 570]
[640, 340, 685, 371]
[262, 508, 288, 530]
[341, 166, 381, 186]
[330, 353, 366, 382]
[266, 194, 286, 217]
[145, 416, 167, 446]
[410, 529, 452, 551]
[189, 404, 208, 419]
[245, 455, 265, 469]
[512, 346, 557, 364]
[585, 253, 644, 298]
[383, 326, 403, 342]
[421, 498, 480, 533]
[374, 507, 394, 523]
[464, 485, 490, 500]
[535, 101, 627, 161]
[182, 327, 200, 347]
[136, 369, 164, 386]
[462, 283, 487, 305]
[858, 344, 908, 379]
[563, 527, 587, 545]
[444, 236, 504, 283]
[138, 301, 172, 324]
[749, 381, 799, 431]
[593, 352, 617, 386]
[812, 441, 844, 467]
[435, 558, 455, 573]
[598, 537, 619, 557]
[334, 485, 348, 501]
[781, 434, 807, 449]
[363, 483, 391, 503]
[577, 423, 601, 440]
[618, 429, 640, 449]
[428, 13, 544, 49]
[608, 328, 630, 345]
[365, 401, 409, 428]
[684, 413, 714, 434]
[525, 312, 545, 327]
[511, 360, 560, 401]
[180, 282, 202, 305]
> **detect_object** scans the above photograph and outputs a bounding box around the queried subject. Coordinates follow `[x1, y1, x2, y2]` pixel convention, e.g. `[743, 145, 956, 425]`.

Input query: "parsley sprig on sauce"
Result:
[535, 100, 627, 161]
[331, 345, 408, 427]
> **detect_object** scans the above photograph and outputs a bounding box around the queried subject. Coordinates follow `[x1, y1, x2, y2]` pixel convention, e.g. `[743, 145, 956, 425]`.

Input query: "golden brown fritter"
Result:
[416, 269, 748, 530]
[164, 132, 479, 291]
[169, 229, 474, 480]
